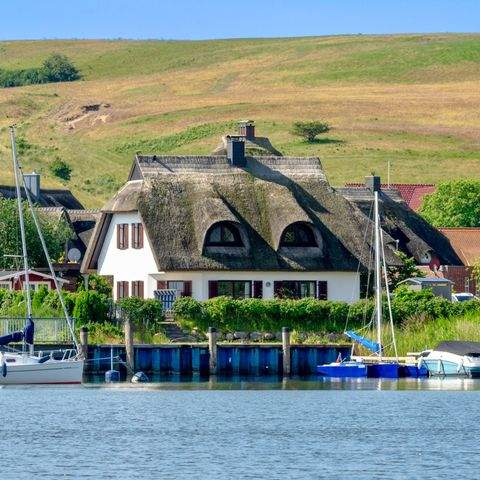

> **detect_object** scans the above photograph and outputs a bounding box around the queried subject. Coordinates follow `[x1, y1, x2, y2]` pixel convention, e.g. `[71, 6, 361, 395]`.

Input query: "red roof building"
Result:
[439, 228, 480, 266]
[345, 183, 436, 211]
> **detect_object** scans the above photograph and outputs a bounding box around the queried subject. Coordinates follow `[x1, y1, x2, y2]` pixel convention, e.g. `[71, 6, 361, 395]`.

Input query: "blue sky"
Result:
[1, 0, 479, 40]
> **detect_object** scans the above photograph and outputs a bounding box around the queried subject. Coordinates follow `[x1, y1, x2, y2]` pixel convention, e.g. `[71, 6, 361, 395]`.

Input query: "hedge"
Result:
[173, 287, 480, 334]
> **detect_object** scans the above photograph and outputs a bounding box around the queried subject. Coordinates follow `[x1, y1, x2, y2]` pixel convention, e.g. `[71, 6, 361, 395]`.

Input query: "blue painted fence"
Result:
[86, 344, 351, 376]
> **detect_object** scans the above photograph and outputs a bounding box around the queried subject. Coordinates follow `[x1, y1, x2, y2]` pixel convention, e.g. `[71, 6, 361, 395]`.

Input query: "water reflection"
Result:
[84, 374, 480, 391]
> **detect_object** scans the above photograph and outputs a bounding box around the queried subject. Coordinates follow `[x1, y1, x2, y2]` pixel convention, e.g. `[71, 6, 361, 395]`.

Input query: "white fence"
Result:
[0, 317, 74, 344]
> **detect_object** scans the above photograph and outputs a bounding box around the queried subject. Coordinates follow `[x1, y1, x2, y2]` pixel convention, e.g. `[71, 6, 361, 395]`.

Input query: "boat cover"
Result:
[23, 318, 34, 345]
[345, 330, 380, 354]
[435, 341, 480, 356]
[0, 331, 24, 346]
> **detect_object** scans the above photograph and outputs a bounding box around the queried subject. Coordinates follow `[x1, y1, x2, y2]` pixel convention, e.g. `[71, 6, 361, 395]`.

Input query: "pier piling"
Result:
[124, 317, 134, 376]
[282, 327, 291, 376]
[79, 326, 88, 360]
[208, 327, 217, 375]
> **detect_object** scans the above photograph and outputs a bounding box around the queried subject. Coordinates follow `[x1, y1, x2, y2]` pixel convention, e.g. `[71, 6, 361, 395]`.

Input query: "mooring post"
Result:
[79, 326, 88, 360]
[208, 327, 217, 375]
[124, 317, 134, 377]
[282, 327, 291, 376]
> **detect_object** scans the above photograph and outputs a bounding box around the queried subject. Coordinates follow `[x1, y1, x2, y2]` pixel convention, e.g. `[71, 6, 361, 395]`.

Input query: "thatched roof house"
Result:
[82, 122, 459, 303]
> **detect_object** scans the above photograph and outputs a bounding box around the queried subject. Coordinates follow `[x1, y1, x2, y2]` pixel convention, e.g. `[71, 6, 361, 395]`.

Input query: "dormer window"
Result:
[205, 222, 243, 247]
[280, 222, 317, 247]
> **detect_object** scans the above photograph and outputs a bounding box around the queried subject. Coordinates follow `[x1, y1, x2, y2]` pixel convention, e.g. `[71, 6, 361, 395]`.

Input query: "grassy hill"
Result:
[0, 34, 480, 207]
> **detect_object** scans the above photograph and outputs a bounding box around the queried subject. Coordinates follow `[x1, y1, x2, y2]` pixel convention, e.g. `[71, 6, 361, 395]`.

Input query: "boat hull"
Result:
[0, 359, 84, 385]
[316, 362, 367, 378]
[367, 362, 400, 379]
[421, 350, 480, 378]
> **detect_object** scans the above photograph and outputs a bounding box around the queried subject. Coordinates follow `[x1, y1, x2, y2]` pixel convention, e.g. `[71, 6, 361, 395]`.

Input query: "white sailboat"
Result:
[0, 126, 84, 385]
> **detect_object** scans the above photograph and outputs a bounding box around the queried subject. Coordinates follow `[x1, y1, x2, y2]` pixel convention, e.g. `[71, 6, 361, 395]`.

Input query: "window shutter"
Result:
[123, 224, 129, 249]
[317, 281, 328, 300]
[208, 281, 218, 299]
[138, 224, 144, 248]
[253, 281, 263, 299]
[117, 224, 122, 249]
[132, 281, 138, 297]
[131, 224, 137, 249]
[138, 281, 144, 299]
[183, 281, 192, 297]
[117, 281, 121, 299]
[273, 281, 283, 298]
[124, 281, 129, 298]
[157, 280, 167, 290]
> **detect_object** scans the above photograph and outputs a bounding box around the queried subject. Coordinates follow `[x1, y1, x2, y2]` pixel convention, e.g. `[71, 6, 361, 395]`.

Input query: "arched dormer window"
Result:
[205, 222, 243, 247]
[280, 222, 317, 247]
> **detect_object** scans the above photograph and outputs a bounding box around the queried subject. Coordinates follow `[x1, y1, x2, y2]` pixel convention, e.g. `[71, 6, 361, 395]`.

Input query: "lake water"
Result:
[2, 377, 479, 479]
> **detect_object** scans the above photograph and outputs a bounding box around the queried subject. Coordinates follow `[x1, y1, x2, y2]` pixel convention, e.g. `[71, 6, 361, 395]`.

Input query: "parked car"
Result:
[452, 292, 479, 303]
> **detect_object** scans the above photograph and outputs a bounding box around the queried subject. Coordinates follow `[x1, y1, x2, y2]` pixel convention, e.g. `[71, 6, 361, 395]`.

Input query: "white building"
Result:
[83, 125, 402, 304]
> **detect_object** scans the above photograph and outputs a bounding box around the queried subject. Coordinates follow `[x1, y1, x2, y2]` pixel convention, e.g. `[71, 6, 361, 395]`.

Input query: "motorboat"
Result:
[0, 127, 84, 385]
[419, 341, 480, 378]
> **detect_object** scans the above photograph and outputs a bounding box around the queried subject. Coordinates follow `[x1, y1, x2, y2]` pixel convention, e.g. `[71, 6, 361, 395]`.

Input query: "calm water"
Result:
[2, 378, 479, 479]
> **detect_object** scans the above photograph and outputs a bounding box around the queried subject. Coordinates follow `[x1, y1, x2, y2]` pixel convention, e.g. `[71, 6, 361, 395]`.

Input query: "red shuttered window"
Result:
[117, 281, 129, 299]
[131, 280, 144, 298]
[317, 281, 328, 300]
[131, 223, 144, 249]
[117, 224, 129, 250]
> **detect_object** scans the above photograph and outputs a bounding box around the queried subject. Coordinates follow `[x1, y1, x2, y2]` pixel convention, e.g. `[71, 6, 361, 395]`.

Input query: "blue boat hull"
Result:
[399, 364, 429, 378]
[367, 363, 400, 378]
[316, 363, 367, 378]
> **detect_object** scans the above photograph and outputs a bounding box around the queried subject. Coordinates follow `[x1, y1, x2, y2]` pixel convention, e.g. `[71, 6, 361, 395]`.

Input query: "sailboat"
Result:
[0, 126, 84, 385]
[317, 185, 402, 379]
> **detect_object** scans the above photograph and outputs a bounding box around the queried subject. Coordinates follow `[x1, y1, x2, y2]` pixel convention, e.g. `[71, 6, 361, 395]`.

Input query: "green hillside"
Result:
[1, 34, 480, 207]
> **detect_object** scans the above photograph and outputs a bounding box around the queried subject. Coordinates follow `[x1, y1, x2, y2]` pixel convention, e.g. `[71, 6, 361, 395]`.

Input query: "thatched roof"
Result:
[84, 154, 402, 273]
[337, 187, 462, 265]
[0, 185, 83, 209]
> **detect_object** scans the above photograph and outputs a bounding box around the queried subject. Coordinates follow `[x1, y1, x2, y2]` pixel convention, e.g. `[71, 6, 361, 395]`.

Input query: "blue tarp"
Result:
[0, 331, 24, 346]
[23, 318, 34, 345]
[345, 330, 381, 354]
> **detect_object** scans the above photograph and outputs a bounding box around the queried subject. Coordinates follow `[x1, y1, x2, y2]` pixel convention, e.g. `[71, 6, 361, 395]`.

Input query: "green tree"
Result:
[387, 251, 425, 291]
[0, 198, 72, 270]
[42, 54, 80, 82]
[291, 121, 331, 142]
[50, 159, 72, 181]
[419, 180, 480, 227]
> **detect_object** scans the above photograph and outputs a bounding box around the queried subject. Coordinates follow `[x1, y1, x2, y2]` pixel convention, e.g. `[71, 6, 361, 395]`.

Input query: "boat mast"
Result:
[9, 126, 32, 338]
[374, 190, 382, 359]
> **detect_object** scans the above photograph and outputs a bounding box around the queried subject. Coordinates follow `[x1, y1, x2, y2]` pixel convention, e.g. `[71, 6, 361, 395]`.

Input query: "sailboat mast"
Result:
[9, 126, 32, 320]
[374, 190, 382, 359]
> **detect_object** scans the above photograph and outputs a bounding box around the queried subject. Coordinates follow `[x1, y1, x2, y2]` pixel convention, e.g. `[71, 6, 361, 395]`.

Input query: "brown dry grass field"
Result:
[0, 34, 479, 207]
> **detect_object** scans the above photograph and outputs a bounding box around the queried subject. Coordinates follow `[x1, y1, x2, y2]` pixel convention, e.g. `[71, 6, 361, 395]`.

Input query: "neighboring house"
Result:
[1, 172, 100, 289]
[0, 269, 68, 291]
[429, 228, 480, 294]
[345, 183, 436, 212]
[337, 179, 461, 270]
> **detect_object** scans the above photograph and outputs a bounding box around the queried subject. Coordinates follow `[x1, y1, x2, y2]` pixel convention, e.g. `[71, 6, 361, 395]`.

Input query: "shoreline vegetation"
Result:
[1, 285, 478, 354]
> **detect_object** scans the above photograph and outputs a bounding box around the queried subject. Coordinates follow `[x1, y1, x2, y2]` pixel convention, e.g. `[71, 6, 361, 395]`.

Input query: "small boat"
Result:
[419, 341, 480, 378]
[0, 127, 84, 385]
[317, 185, 401, 378]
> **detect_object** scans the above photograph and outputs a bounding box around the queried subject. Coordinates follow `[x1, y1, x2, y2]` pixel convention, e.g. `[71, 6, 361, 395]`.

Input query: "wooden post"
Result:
[124, 317, 134, 377]
[79, 326, 88, 359]
[208, 327, 217, 376]
[282, 327, 291, 377]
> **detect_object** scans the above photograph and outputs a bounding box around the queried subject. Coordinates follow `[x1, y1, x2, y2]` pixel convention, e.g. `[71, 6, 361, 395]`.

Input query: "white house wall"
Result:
[153, 271, 360, 303]
[96, 212, 158, 300]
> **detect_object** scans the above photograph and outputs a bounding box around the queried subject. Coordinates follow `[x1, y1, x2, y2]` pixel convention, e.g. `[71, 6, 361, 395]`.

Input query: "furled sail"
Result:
[0, 318, 34, 347]
[345, 330, 381, 354]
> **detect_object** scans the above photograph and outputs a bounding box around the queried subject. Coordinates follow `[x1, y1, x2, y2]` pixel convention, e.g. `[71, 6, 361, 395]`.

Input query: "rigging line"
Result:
[380, 227, 398, 360]
[343, 200, 375, 333]
[15, 148, 80, 353]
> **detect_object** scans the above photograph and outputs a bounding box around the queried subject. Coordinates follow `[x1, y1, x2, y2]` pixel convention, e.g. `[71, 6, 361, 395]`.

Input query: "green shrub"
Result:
[117, 297, 163, 330]
[72, 290, 109, 325]
[291, 121, 331, 142]
[49, 159, 72, 181]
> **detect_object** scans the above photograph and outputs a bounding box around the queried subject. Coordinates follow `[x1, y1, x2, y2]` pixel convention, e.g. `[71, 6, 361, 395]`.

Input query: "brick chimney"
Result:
[238, 120, 255, 140]
[227, 136, 246, 167]
[365, 175, 381, 192]
[24, 171, 41, 200]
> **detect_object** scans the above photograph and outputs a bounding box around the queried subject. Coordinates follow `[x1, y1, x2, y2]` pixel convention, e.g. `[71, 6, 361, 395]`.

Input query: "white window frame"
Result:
[0, 282, 12, 290]
[27, 281, 51, 291]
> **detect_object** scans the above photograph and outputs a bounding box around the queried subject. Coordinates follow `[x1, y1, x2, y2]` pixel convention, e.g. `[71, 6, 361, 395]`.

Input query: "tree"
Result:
[387, 251, 425, 291]
[42, 54, 80, 82]
[419, 180, 480, 227]
[0, 198, 72, 270]
[50, 159, 72, 181]
[291, 121, 331, 142]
